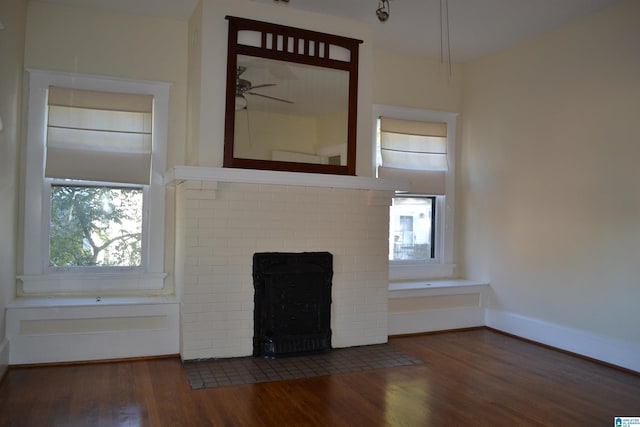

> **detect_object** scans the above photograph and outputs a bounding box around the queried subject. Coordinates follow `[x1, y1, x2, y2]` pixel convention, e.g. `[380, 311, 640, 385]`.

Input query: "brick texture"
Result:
[177, 180, 392, 359]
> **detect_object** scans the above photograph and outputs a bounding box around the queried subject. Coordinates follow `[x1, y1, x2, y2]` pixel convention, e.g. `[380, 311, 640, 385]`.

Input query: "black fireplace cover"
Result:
[253, 252, 333, 358]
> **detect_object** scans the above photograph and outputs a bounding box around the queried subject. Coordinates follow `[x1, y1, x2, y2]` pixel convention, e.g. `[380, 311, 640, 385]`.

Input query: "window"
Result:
[49, 185, 144, 268]
[20, 70, 171, 294]
[390, 196, 435, 261]
[374, 105, 457, 280]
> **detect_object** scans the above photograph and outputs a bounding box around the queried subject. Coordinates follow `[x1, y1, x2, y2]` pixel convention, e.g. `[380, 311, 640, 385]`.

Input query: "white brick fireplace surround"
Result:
[170, 166, 404, 360]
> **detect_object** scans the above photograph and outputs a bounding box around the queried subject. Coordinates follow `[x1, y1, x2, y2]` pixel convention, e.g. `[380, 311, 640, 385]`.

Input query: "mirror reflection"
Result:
[224, 16, 361, 175]
[233, 55, 350, 166]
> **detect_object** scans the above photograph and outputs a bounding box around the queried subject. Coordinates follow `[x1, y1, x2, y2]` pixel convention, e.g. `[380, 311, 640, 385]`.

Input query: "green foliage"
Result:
[49, 186, 143, 267]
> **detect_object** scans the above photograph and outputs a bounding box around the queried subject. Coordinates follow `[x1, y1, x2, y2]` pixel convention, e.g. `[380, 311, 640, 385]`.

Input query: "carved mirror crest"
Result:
[224, 16, 362, 175]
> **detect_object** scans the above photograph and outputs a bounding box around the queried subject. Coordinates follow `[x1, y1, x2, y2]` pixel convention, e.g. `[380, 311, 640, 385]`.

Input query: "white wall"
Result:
[0, 0, 27, 374]
[22, 1, 189, 294]
[460, 0, 640, 370]
[234, 111, 319, 160]
[373, 50, 463, 113]
[186, 0, 203, 166]
[10, 0, 638, 370]
[24, 1, 188, 168]
[5, 2, 188, 364]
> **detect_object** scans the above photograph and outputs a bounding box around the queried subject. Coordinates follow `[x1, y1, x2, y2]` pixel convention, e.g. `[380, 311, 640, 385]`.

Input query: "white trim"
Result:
[7, 295, 178, 308]
[21, 70, 170, 295]
[166, 165, 409, 191]
[386, 283, 639, 373]
[388, 280, 489, 335]
[389, 307, 485, 335]
[486, 309, 640, 373]
[6, 300, 179, 364]
[18, 272, 167, 293]
[389, 279, 489, 296]
[389, 262, 457, 282]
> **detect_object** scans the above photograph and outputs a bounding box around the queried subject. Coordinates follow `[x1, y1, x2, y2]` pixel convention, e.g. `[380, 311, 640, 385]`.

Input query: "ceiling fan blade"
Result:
[247, 92, 294, 104]
[247, 83, 276, 91]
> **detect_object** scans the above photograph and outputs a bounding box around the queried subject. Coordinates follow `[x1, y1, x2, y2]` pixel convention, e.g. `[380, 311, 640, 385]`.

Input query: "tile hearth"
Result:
[183, 343, 422, 390]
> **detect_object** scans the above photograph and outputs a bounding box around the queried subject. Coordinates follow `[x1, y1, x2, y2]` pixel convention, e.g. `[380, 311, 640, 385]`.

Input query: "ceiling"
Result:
[36, 0, 621, 62]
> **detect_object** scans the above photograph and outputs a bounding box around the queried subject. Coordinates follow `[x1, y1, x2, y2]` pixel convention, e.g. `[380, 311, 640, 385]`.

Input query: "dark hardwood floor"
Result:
[0, 329, 638, 426]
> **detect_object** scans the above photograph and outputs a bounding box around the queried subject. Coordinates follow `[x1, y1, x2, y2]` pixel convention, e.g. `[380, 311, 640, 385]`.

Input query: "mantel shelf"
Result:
[165, 166, 409, 192]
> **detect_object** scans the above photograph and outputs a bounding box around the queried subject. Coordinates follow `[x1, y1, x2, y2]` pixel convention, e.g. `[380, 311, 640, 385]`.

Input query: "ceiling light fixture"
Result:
[235, 95, 248, 111]
[376, 0, 390, 22]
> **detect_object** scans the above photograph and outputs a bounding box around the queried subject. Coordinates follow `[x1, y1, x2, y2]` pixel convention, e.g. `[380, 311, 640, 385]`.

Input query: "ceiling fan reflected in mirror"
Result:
[235, 66, 294, 110]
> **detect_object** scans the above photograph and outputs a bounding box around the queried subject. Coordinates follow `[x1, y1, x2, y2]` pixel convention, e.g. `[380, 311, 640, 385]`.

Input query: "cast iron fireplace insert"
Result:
[253, 252, 333, 358]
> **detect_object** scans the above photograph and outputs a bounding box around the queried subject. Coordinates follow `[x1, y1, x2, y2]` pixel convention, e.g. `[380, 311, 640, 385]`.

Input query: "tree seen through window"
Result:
[49, 185, 143, 267]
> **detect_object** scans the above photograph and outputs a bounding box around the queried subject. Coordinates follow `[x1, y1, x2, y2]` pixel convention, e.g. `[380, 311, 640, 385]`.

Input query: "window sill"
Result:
[388, 279, 490, 299]
[7, 294, 178, 309]
[17, 272, 167, 295]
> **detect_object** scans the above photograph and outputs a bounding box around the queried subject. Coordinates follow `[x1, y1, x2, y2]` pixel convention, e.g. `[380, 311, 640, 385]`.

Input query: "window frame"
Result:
[20, 69, 171, 295]
[390, 194, 436, 261]
[373, 105, 457, 281]
[45, 180, 147, 273]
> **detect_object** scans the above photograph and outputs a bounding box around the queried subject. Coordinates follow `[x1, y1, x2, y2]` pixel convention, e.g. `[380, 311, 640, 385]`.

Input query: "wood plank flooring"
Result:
[0, 329, 638, 426]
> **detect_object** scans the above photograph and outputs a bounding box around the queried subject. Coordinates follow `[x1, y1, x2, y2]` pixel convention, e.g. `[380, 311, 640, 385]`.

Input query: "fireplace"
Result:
[177, 177, 393, 360]
[252, 252, 333, 358]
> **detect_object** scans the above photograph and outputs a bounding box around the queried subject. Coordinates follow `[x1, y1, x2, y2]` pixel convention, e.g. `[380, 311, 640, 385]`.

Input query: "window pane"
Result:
[389, 196, 435, 261]
[49, 185, 143, 267]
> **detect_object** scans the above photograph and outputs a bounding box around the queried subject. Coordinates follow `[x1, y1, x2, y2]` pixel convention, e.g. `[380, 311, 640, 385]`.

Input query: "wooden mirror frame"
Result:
[224, 16, 362, 175]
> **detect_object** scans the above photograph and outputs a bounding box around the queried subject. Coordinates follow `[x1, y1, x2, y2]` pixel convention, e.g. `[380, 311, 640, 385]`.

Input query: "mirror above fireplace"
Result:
[224, 16, 362, 175]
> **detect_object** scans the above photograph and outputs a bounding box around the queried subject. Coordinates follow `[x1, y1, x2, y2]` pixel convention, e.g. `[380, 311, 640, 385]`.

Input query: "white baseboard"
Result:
[486, 309, 640, 373]
[388, 307, 485, 335]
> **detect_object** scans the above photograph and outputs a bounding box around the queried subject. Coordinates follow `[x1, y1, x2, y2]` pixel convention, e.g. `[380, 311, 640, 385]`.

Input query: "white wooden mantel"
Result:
[165, 166, 410, 192]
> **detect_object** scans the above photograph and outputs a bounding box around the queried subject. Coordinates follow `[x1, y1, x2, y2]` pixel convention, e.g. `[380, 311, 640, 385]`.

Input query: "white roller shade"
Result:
[379, 117, 448, 195]
[378, 167, 446, 195]
[46, 87, 153, 185]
